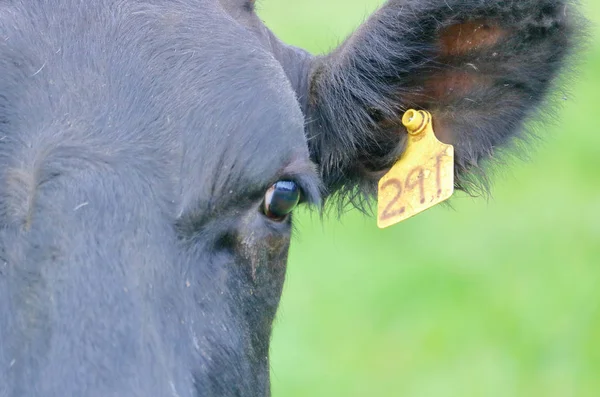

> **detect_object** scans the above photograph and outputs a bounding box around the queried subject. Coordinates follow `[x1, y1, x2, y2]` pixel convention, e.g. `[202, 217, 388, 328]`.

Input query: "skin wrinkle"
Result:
[0, 0, 584, 396]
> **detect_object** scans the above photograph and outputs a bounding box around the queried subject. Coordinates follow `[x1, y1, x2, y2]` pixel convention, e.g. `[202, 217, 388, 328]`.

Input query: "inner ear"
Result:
[439, 20, 507, 56]
[399, 21, 510, 144]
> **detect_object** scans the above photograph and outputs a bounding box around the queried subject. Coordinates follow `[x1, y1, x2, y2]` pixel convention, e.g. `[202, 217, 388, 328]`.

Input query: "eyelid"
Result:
[275, 172, 322, 210]
[261, 157, 323, 211]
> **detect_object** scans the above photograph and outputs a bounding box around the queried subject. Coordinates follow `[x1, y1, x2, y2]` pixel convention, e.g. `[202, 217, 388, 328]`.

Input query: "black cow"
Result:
[0, 0, 584, 395]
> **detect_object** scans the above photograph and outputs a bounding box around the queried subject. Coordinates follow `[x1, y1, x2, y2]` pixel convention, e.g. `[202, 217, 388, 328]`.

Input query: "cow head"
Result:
[0, 0, 584, 395]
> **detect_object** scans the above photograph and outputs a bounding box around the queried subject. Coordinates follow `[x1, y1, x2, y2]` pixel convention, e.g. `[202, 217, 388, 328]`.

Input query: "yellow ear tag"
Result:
[377, 110, 454, 229]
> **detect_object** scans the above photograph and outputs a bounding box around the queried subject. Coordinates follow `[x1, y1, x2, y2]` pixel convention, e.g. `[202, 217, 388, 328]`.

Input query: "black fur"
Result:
[303, 0, 585, 210]
[0, 0, 586, 395]
[0, 1, 320, 395]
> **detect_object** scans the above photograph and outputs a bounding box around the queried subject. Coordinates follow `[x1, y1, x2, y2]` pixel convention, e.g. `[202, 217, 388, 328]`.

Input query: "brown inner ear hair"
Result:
[400, 21, 509, 145]
[433, 20, 508, 106]
[439, 20, 506, 57]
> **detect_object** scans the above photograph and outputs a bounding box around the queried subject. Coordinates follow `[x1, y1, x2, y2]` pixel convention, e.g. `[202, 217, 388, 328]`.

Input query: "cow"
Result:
[0, 0, 585, 395]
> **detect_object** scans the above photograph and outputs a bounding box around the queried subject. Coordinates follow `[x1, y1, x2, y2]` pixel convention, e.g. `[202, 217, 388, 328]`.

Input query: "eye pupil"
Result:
[263, 181, 301, 221]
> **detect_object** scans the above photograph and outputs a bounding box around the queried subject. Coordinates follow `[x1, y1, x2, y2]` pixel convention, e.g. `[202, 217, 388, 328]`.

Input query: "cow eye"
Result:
[262, 181, 301, 221]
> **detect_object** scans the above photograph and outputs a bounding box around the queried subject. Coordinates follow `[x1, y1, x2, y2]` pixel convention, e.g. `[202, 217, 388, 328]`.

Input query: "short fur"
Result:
[0, 0, 586, 395]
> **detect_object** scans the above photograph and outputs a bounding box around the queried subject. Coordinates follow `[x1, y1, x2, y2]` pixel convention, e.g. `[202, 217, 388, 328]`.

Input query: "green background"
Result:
[258, 1, 600, 396]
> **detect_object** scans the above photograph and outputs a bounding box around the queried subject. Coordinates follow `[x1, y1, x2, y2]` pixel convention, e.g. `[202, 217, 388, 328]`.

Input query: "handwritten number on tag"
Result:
[435, 152, 444, 196]
[377, 109, 454, 228]
[380, 179, 405, 220]
[405, 166, 426, 204]
[380, 152, 447, 221]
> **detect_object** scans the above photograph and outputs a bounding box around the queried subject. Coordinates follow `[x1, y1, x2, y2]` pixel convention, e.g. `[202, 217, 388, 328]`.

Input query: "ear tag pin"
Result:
[377, 109, 455, 229]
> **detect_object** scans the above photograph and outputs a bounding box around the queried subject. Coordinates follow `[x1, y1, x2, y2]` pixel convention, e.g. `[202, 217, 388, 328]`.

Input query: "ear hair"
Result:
[304, 0, 588, 215]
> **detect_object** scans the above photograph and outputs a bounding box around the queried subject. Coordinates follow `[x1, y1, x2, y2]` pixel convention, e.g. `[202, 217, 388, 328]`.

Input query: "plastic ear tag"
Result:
[377, 110, 454, 229]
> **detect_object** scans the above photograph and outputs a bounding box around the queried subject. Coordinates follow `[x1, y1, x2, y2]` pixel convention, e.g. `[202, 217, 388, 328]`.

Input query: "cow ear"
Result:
[305, 0, 585, 208]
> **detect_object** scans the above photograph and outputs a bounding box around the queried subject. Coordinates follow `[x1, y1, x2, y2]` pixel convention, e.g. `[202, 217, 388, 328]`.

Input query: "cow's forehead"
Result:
[0, 0, 312, 221]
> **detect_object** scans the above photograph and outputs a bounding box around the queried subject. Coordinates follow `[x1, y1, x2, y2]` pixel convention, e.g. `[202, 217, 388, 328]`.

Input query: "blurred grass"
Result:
[258, 1, 600, 396]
